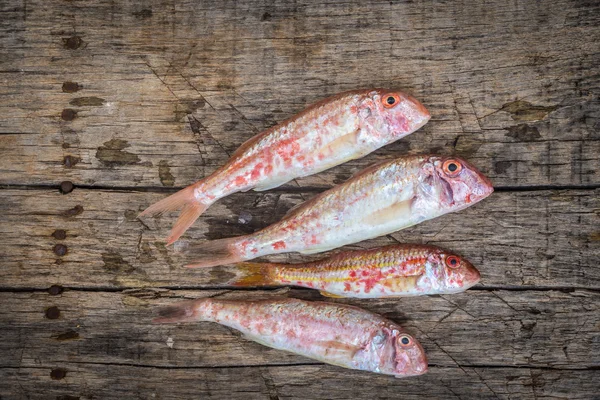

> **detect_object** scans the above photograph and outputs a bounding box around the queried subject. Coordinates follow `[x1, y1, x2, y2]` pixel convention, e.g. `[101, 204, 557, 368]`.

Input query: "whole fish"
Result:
[140, 89, 430, 244]
[187, 155, 493, 268]
[153, 297, 427, 377]
[227, 244, 481, 298]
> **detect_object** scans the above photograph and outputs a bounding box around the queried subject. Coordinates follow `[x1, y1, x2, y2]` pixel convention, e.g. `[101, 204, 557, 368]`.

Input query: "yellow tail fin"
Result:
[228, 262, 277, 287]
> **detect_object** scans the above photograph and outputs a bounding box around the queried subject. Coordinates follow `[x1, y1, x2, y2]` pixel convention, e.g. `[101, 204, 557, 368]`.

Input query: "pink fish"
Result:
[187, 155, 493, 268]
[153, 297, 427, 377]
[140, 89, 430, 244]
[227, 244, 481, 298]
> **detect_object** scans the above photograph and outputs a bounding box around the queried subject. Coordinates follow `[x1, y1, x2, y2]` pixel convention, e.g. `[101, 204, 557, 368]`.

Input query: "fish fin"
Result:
[380, 275, 423, 292]
[139, 184, 209, 244]
[368, 198, 415, 226]
[348, 159, 393, 180]
[280, 201, 305, 220]
[253, 177, 291, 192]
[299, 246, 336, 255]
[152, 299, 207, 324]
[166, 202, 209, 245]
[297, 132, 361, 177]
[319, 290, 345, 298]
[228, 262, 277, 287]
[185, 237, 244, 268]
[317, 340, 362, 357]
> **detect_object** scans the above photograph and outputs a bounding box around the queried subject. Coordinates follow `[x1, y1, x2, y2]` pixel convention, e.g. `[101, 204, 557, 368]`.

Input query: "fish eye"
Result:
[399, 335, 412, 346]
[382, 93, 400, 108]
[445, 255, 460, 268]
[442, 159, 462, 176]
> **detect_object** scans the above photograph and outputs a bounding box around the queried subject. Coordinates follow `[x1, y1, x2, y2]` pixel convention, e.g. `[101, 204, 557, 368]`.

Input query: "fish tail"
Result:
[138, 183, 210, 245]
[185, 236, 247, 269]
[228, 262, 279, 287]
[152, 298, 210, 324]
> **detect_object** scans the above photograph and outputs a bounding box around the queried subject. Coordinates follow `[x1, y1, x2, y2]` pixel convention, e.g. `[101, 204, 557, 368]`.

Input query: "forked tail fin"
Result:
[152, 298, 209, 324]
[185, 236, 246, 269]
[228, 262, 278, 287]
[138, 184, 209, 245]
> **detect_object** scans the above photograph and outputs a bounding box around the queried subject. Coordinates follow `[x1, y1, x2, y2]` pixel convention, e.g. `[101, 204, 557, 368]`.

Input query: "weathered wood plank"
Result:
[2, 0, 600, 398]
[2, 364, 598, 400]
[1, 0, 599, 188]
[1, 188, 598, 289]
[0, 289, 598, 399]
[1, 289, 598, 369]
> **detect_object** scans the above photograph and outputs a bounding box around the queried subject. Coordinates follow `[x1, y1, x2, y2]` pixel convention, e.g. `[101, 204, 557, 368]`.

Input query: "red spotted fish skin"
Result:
[187, 154, 493, 268]
[153, 297, 428, 377]
[230, 244, 481, 298]
[140, 89, 430, 244]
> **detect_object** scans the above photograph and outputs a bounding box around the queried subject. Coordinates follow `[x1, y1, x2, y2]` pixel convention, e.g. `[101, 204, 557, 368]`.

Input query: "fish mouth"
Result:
[405, 94, 431, 121]
[465, 266, 482, 287]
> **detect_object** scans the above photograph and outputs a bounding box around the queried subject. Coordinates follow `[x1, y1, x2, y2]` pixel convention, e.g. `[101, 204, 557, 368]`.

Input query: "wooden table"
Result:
[1, 0, 599, 398]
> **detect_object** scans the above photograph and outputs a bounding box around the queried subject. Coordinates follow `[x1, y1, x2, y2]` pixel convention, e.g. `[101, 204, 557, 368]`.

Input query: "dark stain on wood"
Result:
[61, 109, 77, 121]
[132, 8, 153, 19]
[138, 241, 157, 263]
[124, 209, 138, 221]
[48, 285, 64, 295]
[96, 139, 141, 166]
[452, 136, 482, 158]
[62, 205, 83, 216]
[52, 229, 67, 240]
[54, 330, 80, 341]
[50, 368, 67, 380]
[102, 252, 135, 273]
[153, 241, 174, 270]
[45, 306, 60, 319]
[158, 160, 175, 187]
[63, 36, 82, 49]
[60, 181, 74, 194]
[494, 160, 512, 174]
[208, 268, 236, 283]
[500, 101, 558, 122]
[53, 244, 68, 256]
[506, 124, 542, 141]
[69, 97, 105, 107]
[63, 155, 80, 168]
[62, 81, 81, 93]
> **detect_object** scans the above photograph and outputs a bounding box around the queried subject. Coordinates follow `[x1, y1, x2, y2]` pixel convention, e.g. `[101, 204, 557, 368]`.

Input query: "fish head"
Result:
[389, 328, 428, 377]
[361, 89, 430, 138]
[369, 326, 428, 376]
[427, 250, 481, 293]
[416, 155, 494, 214]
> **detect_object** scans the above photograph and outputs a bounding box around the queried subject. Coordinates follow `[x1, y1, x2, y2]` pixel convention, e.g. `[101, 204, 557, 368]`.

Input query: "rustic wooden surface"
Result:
[1, 0, 599, 399]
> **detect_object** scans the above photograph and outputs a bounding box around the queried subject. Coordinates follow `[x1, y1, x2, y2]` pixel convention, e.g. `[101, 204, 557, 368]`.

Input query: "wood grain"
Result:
[1, 0, 599, 398]
[0, 289, 598, 399]
[1, 0, 599, 189]
[1, 188, 598, 289]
